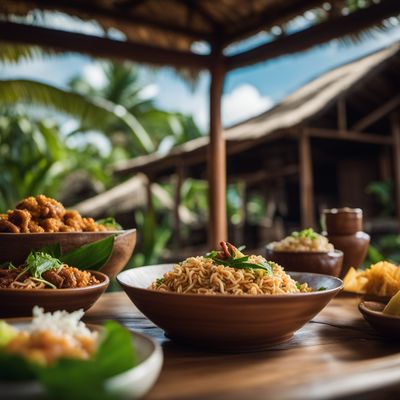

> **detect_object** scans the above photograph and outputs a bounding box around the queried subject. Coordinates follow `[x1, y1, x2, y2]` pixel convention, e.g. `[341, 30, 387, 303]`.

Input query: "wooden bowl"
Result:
[117, 265, 343, 352]
[0, 270, 109, 318]
[265, 244, 343, 277]
[358, 301, 400, 337]
[0, 229, 136, 279]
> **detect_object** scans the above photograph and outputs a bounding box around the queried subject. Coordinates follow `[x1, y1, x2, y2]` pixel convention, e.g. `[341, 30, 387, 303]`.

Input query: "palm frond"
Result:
[0, 79, 155, 154]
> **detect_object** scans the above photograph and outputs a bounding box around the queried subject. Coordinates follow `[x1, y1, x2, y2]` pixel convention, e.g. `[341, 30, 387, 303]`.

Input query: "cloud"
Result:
[222, 84, 273, 126]
[82, 63, 106, 89]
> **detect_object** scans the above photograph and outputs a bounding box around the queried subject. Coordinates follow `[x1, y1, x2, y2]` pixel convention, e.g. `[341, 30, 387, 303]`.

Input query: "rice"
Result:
[30, 306, 96, 339]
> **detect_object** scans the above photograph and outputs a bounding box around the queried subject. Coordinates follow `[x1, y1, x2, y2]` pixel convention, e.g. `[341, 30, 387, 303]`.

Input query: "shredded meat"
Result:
[0, 195, 109, 233]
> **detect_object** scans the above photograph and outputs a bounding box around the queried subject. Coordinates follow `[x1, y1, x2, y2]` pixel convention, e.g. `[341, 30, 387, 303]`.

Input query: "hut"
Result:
[112, 43, 400, 248]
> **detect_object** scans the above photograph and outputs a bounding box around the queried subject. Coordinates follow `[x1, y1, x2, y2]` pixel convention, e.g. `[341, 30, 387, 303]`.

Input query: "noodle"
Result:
[150, 255, 311, 295]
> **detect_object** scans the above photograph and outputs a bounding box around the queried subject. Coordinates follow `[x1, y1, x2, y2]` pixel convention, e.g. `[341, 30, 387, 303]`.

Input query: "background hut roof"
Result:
[114, 42, 400, 177]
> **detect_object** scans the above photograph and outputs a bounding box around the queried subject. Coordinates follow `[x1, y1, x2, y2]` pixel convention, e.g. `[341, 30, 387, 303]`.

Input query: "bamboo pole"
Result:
[173, 164, 184, 248]
[299, 131, 315, 228]
[208, 44, 227, 248]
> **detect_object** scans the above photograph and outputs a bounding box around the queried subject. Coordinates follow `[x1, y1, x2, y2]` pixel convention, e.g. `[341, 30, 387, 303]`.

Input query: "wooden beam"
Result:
[229, 165, 298, 185]
[226, 0, 400, 70]
[0, 21, 211, 70]
[391, 112, 400, 227]
[305, 127, 393, 145]
[352, 95, 400, 132]
[337, 97, 347, 133]
[208, 44, 227, 248]
[12, 0, 210, 41]
[299, 131, 314, 228]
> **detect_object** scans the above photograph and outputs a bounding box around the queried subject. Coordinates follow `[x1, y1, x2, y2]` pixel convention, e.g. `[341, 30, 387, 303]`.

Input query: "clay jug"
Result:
[323, 208, 370, 278]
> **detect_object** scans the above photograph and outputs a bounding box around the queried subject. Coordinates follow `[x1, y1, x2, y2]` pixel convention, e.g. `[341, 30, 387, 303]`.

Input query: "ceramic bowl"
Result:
[0, 229, 136, 279]
[0, 319, 163, 399]
[0, 270, 109, 317]
[265, 244, 343, 277]
[358, 301, 400, 337]
[117, 264, 343, 352]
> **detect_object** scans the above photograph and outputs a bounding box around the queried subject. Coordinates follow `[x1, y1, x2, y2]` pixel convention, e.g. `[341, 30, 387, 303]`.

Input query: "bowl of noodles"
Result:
[266, 228, 343, 277]
[117, 242, 342, 351]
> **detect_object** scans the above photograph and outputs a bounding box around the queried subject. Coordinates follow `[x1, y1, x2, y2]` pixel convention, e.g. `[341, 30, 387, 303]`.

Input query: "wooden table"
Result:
[85, 292, 400, 400]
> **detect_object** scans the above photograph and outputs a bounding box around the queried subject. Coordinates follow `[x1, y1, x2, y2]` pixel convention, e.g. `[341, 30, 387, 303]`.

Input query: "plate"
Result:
[0, 319, 163, 399]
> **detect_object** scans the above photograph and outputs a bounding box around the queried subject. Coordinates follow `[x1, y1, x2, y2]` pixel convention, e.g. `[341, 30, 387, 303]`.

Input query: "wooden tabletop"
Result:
[85, 292, 400, 400]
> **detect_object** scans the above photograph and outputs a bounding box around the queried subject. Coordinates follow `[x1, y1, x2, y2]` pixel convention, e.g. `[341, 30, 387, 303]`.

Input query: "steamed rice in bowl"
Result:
[150, 242, 311, 295]
[271, 228, 334, 252]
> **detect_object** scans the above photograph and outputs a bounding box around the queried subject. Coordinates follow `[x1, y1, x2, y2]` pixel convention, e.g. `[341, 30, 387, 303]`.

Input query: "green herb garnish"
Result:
[156, 278, 165, 286]
[206, 242, 273, 275]
[96, 217, 122, 231]
[291, 228, 318, 240]
[0, 261, 16, 270]
[317, 286, 327, 291]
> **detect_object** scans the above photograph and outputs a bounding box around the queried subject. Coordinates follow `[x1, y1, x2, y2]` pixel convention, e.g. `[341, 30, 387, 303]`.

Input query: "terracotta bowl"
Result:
[358, 301, 400, 337]
[0, 270, 109, 318]
[265, 244, 343, 277]
[0, 229, 136, 279]
[117, 265, 343, 352]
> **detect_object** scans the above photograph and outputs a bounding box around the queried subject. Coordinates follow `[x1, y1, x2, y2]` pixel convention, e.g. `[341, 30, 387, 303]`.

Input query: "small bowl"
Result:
[0, 319, 163, 399]
[265, 244, 343, 277]
[358, 301, 400, 337]
[117, 264, 343, 352]
[0, 229, 136, 279]
[0, 270, 109, 317]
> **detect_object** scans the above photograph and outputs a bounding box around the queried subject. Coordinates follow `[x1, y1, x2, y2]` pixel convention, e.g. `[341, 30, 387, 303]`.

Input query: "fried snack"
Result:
[0, 195, 108, 233]
[343, 261, 400, 297]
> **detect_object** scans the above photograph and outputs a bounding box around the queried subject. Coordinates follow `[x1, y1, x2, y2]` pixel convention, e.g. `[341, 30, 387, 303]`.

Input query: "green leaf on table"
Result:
[41, 243, 61, 258]
[0, 352, 36, 381]
[60, 235, 115, 271]
[95, 217, 122, 231]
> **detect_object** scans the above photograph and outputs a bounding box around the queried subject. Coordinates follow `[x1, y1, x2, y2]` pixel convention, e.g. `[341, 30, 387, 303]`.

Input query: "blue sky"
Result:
[1, 22, 400, 132]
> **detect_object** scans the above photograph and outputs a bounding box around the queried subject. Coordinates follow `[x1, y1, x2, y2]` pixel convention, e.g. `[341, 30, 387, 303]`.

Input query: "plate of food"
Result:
[0, 237, 114, 317]
[0, 307, 163, 399]
[343, 261, 400, 302]
[117, 242, 343, 352]
[0, 195, 136, 278]
[265, 228, 343, 277]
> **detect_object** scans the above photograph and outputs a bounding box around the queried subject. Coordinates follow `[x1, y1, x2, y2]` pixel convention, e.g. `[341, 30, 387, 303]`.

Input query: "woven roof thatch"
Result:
[114, 42, 400, 177]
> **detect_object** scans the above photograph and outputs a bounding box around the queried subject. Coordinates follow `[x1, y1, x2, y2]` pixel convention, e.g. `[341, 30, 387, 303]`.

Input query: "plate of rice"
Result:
[0, 307, 163, 399]
[117, 242, 342, 351]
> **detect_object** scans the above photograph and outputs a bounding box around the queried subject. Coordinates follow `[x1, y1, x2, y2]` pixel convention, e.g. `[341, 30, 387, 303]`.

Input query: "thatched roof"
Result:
[0, 1, 355, 51]
[1, 0, 399, 71]
[114, 42, 400, 177]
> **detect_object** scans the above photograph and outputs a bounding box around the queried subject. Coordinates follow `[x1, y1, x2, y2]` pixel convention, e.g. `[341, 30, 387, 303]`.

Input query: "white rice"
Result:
[29, 306, 97, 339]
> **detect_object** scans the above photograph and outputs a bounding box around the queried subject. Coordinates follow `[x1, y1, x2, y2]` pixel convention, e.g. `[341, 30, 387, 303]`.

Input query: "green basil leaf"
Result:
[60, 236, 115, 271]
[25, 252, 62, 279]
[95, 217, 122, 231]
[0, 352, 36, 380]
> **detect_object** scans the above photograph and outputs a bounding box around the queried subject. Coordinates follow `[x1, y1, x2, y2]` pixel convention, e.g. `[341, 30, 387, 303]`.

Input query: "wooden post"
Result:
[208, 43, 227, 248]
[298, 130, 315, 228]
[391, 112, 400, 226]
[173, 164, 184, 248]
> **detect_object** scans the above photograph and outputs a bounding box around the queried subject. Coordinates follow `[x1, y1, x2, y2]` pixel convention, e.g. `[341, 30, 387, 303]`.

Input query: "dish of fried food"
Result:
[343, 261, 400, 297]
[0, 251, 100, 289]
[0, 195, 108, 233]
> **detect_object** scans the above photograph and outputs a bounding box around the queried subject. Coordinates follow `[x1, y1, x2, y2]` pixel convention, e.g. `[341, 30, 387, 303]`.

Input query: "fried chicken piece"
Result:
[0, 213, 8, 220]
[7, 209, 32, 233]
[81, 217, 107, 232]
[39, 218, 64, 233]
[63, 210, 85, 231]
[0, 220, 20, 233]
[28, 221, 45, 233]
[17, 195, 65, 220]
[42, 270, 64, 288]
